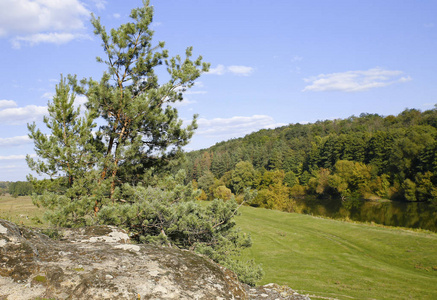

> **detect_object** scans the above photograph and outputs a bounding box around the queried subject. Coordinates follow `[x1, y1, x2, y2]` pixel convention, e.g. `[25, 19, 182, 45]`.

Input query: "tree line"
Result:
[0, 181, 33, 197]
[179, 107, 437, 210]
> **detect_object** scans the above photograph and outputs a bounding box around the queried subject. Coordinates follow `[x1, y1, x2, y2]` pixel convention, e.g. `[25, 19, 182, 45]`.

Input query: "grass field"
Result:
[0, 195, 45, 227]
[1, 196, 436, 299]
[236, 205, 437, 299]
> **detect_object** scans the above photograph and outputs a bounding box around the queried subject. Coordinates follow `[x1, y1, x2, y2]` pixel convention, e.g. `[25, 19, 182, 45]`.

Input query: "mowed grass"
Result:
[0, 195, 45, 227]
[1, 197, 436, 299]
[236, 205, 437, 300]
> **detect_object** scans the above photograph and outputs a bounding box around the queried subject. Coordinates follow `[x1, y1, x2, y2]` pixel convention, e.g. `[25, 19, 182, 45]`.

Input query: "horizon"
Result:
[1, 0, 436, 181]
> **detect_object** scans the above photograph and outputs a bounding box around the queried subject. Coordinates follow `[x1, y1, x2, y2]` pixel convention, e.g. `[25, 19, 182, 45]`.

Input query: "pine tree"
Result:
[27, 76, 101, 226]
[27, 76, 98, 187]
[28, 0, 209, 221]
[26, 1, 263, 285]
[73, 1, 209, 198]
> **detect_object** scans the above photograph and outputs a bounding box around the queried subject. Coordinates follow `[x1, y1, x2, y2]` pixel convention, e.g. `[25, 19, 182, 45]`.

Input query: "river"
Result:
[294, 197, 437, 232]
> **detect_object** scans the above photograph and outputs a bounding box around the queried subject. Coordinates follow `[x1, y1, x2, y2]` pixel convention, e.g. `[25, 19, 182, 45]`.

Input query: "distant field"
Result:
[236, 206, 437, 300]
[1, 196, 436, 299]
[0, 195, 45, 227]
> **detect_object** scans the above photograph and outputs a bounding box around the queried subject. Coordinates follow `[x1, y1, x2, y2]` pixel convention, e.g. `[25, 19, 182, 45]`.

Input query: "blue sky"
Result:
[0, 0, 436, 181]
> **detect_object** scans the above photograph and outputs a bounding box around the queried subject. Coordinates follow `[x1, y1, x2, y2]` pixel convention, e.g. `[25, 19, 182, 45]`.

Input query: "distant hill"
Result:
[177, 106, 437, 206]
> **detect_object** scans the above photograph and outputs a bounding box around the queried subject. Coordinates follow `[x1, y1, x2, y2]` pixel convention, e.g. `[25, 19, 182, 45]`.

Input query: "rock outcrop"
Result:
[0, 219, 310, 299]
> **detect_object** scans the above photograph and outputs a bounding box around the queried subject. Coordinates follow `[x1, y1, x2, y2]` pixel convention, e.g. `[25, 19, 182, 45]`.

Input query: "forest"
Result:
[178, 107, 437, 211]
[0, 181, 33, 197]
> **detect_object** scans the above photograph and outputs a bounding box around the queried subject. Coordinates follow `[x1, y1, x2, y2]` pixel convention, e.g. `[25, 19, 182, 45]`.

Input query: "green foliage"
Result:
[284, 171, 299, 188]
[197, 170, 215, 197]
[27, 1, 209, 223]
[180, 106, 437, 203]
[213, 185, 233, 201]
[403, 178, 417, 202]
[308, 168, 331, 196]
[252, 170, 293, 211]
[26, 2, 261, 285]
[229, 161, 258, 194]
[331, 160, 373, 198]
[27, 75, 98, 187]
[415, 172, 437, 202]
[40, 228, 63, 240]
[98, 172, 263, 285]
[8, 181, 33, 197]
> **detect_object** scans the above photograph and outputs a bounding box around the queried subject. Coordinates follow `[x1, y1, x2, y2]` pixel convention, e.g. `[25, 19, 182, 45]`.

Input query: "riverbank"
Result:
[236, 205, 437, 300]
[293, 196, 437, 232]
[2, 196, 436, 299]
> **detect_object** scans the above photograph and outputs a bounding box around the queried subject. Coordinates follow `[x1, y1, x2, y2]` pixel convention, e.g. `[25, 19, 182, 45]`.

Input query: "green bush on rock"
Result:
[98, 171, 264, 285]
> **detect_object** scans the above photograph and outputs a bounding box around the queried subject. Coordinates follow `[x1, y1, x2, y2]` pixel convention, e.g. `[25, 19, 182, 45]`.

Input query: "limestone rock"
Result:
[0, 219, 309, 299]
[245, 283, 311, 300]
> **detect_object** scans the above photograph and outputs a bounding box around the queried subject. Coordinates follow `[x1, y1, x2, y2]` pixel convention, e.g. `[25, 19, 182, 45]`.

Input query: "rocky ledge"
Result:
[0, 219, 310, 299]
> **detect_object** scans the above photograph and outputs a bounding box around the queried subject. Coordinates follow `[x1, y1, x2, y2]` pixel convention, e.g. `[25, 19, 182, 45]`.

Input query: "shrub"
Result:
[97, 172, 263, 285]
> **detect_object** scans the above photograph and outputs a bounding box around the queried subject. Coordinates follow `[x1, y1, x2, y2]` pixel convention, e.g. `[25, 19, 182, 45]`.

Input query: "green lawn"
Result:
[236, 205, 437, 300]
[1, 196, 436, 299]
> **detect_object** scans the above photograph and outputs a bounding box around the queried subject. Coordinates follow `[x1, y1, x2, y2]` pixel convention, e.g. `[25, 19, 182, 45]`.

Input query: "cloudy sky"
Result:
[1, 0, 436, 181]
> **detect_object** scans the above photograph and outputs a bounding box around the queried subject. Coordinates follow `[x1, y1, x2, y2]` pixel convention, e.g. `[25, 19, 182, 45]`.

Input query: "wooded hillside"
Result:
[179, 107, 437, 209]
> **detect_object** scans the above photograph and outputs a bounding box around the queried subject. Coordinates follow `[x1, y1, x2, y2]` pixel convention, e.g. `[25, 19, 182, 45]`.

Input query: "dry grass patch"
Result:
[0, 195, 46, 227]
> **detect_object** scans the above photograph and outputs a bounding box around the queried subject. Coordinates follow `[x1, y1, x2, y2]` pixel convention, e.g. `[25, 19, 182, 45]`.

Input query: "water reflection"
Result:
[294, 197, 437, 232]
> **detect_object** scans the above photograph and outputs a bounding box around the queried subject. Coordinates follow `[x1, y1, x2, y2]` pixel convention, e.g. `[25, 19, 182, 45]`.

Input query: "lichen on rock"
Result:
[0, 219, 309, 299]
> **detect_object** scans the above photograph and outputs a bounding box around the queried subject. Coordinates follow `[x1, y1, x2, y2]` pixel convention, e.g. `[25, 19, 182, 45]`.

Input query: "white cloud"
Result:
[207, 65, 254, 76]
[0, 0, 90, 47]
[0, 161, 35, 181]
[187, 114, 286, 150]
[0, 154, 29, 161]
[208, 65, 226, 75]
[291, 55, 303, 62]
[74, 95, 88, 107]
[303, 68, 412, 92]
[399, 76, 413, 83]
[183, 91, 207, 95]
[41, 92, 54, 100]
[196, 115, 285, 138]
[150, 22, 162, 29]
[113, 13, 121, 19]
[194, 81, 204, 88]
[0, 100, 18, 109]
[0, 164, 21, 169]
[0, 136, 31, 147]
[172, 98, 197, 107]
[174, 84, 207, 96]
[12, 32, 91, 48]
[227, 65, 254, 76]
[0, 105, 47, 125]
[90, 0, 107, 10]
[0, 0, 89, 35]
